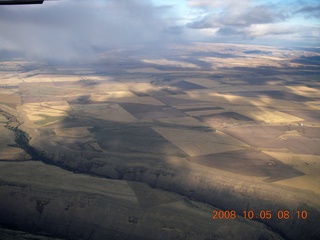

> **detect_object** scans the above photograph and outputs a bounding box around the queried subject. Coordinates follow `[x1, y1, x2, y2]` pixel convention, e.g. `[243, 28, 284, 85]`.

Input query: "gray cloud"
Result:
[0, 0, 179, 62]
[187, 3, 289, 29]
[186, 0, 319, 42]
[296, 4, 320, 18]
[187, 0, 250, 9]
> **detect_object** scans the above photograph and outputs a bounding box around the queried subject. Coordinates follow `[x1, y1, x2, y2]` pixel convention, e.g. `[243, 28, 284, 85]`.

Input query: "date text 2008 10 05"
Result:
[212, 209, 308, 220]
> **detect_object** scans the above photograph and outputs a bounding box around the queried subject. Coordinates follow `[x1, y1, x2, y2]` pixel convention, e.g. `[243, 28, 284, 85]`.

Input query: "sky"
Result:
[0, 0, 319, 61]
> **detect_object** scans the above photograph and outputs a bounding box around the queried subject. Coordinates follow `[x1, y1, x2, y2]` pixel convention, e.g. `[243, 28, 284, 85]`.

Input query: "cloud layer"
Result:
[186, 0, 320, 42]
[0, 0, 177, 61]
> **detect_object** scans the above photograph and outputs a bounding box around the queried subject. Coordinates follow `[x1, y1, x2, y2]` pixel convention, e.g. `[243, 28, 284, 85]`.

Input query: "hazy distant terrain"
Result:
[0, 43, 320, 240]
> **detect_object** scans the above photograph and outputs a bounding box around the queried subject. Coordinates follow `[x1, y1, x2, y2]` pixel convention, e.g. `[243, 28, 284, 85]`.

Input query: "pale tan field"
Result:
[0, 77, 22, 87]
[264, 151, 320, 195]
[275, 175, 320, 196]
[172, 92, 243, 105]
[142, 59, 200, 69]
[305, 100, 320, 111]
[78, 75, 114, 81]
[153, 127, 249, 156]
[235, 108, 303, 123]
[198, 56, 298, 68]
[21, 101, 71, 123]
[286, 85, 320, 98]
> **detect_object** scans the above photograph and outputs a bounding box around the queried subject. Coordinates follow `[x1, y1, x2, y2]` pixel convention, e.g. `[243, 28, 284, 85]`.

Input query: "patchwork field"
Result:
[70, 103, 137, 122]
[153, 127, 249, 156]
[0, 43, 319, 240]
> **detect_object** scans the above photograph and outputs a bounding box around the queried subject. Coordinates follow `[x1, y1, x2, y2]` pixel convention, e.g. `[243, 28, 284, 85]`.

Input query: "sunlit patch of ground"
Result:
[280, 109, 320, 124]
[21, 101, 71, 125]
[235, 108, 303, 123]
[172, 92, 308, 110]
[305, 100, 320, 111]
[264, 152, 320, 196]
[0, 77, 22, 87]
[185, 85, 250, 93]
[142, 59, 200, 69]
[198, 56, 300, 68]
[284, 85, 319, 98]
